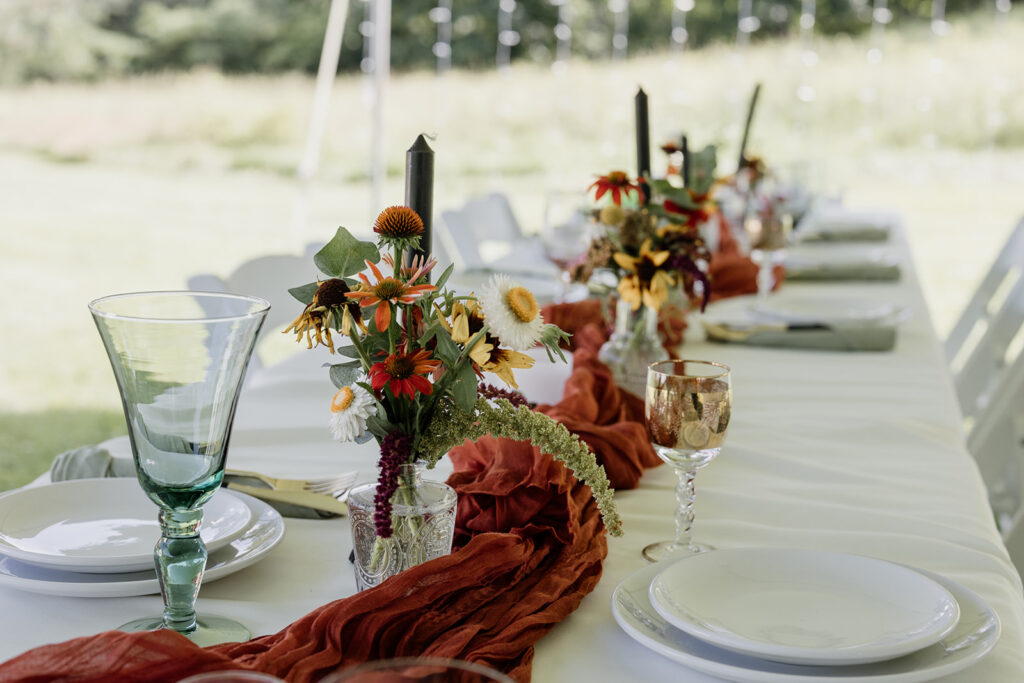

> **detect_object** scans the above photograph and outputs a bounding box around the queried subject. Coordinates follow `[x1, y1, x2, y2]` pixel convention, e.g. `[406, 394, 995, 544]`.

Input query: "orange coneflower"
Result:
[589, 171, 644, 207]
[369, 348, 441, 400]
[614, 239, 675, 311]
[374, 206, 425, 249]
[345, 259, 436, 332]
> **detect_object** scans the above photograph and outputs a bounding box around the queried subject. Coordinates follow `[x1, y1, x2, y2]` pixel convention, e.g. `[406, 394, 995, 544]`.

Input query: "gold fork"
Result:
[223, 469, 358, 515]
[225, 469, 357, 497]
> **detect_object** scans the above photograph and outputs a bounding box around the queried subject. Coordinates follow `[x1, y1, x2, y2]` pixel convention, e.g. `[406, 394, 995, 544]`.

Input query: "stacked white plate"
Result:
[612, 548, 1001, 682]
[0, 478, 285, 597]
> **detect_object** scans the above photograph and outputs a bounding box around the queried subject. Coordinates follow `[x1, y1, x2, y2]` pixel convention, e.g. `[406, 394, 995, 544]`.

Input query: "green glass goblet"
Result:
[90, 291, 269, 646]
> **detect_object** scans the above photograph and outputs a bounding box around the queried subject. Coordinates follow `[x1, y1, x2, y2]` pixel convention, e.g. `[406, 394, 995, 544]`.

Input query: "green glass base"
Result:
[119, 614, 251, 647]
[642, 540, 714, 563]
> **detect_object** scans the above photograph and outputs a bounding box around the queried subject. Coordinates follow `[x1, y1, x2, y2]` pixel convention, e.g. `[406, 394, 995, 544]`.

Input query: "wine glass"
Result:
[744, 209, 791, 302]
[90, 291, 269, 645]
[540, 190, 593, 302]
[643, 360, 731, 562]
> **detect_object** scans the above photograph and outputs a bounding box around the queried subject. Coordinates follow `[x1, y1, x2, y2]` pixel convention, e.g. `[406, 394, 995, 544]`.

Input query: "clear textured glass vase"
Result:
[598, 297, 670, 398]
[90, 291, 268, 646]
[348, 463, 457, 591]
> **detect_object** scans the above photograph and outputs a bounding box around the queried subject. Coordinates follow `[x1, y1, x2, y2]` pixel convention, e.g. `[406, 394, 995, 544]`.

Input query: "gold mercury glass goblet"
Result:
[643, 360, 732, 562]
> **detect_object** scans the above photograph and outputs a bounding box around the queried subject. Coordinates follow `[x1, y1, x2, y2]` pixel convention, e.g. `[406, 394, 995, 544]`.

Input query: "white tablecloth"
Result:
[2, 218, 1023, 682]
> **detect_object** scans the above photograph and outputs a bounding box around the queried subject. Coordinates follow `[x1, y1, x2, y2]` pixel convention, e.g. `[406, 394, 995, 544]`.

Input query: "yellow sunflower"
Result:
[435, 299, 493, 368]
[613, 239, 675, 311]
[480, 348, 535, 389]
[435, 299, 534, 388]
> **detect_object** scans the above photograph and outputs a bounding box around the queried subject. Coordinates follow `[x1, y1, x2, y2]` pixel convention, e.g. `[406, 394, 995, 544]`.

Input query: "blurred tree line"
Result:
[0, 0, 994, 83]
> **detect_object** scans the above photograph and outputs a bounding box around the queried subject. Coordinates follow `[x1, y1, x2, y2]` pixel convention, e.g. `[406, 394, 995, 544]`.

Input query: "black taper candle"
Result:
[635, 87, 651, 203]
[405, 134, 434, 275]
[737, 82, 761, 172]
[681, 134, 690, 188]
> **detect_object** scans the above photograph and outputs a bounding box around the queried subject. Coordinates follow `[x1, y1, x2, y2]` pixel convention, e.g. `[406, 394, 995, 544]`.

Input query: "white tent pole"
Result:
[289, 0, 350, 243]
[298, 0, 350, 183]
[369, 0, 391, 214]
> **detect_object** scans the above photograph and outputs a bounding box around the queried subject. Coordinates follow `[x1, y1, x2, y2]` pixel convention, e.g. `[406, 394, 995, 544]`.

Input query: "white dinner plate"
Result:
[750, 297, 904, 326]
[0, 478, 253, 573]
[612, 559, 1000, 682]
[0, 490, 284, 598]
[648, 549, 960, 666]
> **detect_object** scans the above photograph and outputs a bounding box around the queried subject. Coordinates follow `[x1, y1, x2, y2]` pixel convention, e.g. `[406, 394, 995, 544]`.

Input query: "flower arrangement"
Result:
[285, 206, 622, 541]
[569, 165, 713, 316]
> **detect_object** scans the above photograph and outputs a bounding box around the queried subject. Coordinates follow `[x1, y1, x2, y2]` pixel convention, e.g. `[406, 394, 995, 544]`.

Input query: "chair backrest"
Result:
[950, 219, 1024, 431]
[437, 192, 530, 269]
[438, 207, 486, 271]
[187, 251, 322, 372]
[462, 192, 525, 243]
[947, 217, 1024, 370]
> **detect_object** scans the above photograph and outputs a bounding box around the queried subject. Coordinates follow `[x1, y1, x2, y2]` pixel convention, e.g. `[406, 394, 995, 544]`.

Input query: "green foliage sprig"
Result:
[418, 397, 623, 537]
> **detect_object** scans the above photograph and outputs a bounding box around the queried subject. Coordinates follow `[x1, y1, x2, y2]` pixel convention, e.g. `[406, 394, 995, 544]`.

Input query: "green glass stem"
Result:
[155, 508, 206, 635]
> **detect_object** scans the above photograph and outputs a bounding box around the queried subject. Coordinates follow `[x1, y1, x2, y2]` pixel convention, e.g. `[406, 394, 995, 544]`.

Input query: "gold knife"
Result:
[224, 481, 349, 516]
[702, 321, 831, 342]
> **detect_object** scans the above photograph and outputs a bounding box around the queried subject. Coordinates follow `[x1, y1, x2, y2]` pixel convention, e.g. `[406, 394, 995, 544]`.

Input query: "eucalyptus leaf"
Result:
[329, 363, 362, 389]
[314, 227, 380, 278]
[288, 282, 319, 305]
[452, 361, 479, 413]
[335, 346, 362, 359]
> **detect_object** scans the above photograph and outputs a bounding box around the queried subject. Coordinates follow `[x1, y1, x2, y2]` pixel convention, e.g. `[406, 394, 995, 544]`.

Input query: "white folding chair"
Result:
[946, 217, 1024, 572]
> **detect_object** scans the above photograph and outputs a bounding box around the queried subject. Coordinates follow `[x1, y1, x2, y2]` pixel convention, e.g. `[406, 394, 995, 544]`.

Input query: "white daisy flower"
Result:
[328, 379, 375, 442]
[478, 273, 545, 351]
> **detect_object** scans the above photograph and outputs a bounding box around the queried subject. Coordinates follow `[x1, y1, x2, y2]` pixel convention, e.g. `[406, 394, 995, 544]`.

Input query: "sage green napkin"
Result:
[49, 447, 334, 519]
[786, 262, 901, 282]
[797, 226, 890, 243]
[703, 322, 897, 352]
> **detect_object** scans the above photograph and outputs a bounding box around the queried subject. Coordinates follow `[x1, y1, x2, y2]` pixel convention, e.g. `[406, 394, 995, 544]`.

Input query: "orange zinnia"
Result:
[345, 259, 436, 332]
[369, 348, 440, 400]
[589, 171, 644, 206]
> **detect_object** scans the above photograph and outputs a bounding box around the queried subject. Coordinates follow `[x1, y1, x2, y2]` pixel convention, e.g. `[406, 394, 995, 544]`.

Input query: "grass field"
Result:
[1, 12, 1021, 490]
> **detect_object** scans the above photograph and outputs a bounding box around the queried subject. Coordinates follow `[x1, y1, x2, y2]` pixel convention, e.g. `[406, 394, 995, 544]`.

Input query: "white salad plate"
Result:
[648, 548, 960, 666]
[0, 478, 253, 573]
[612, 558, 1000, 683]
[0, 490, 284, 598]
[750, 296, 905, 326]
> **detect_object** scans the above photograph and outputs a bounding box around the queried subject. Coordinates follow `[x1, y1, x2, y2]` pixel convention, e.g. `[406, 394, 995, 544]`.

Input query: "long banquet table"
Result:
[2, 216, 1023, 681]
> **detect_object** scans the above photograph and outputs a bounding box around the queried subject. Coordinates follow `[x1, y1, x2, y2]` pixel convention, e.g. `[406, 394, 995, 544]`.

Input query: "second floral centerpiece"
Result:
[569, 171, 712, 397]
[285, 206, 621, 590]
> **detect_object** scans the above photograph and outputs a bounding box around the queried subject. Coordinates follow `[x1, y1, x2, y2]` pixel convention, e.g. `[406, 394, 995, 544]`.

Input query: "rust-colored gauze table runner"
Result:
[0, 309, 661, 683]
